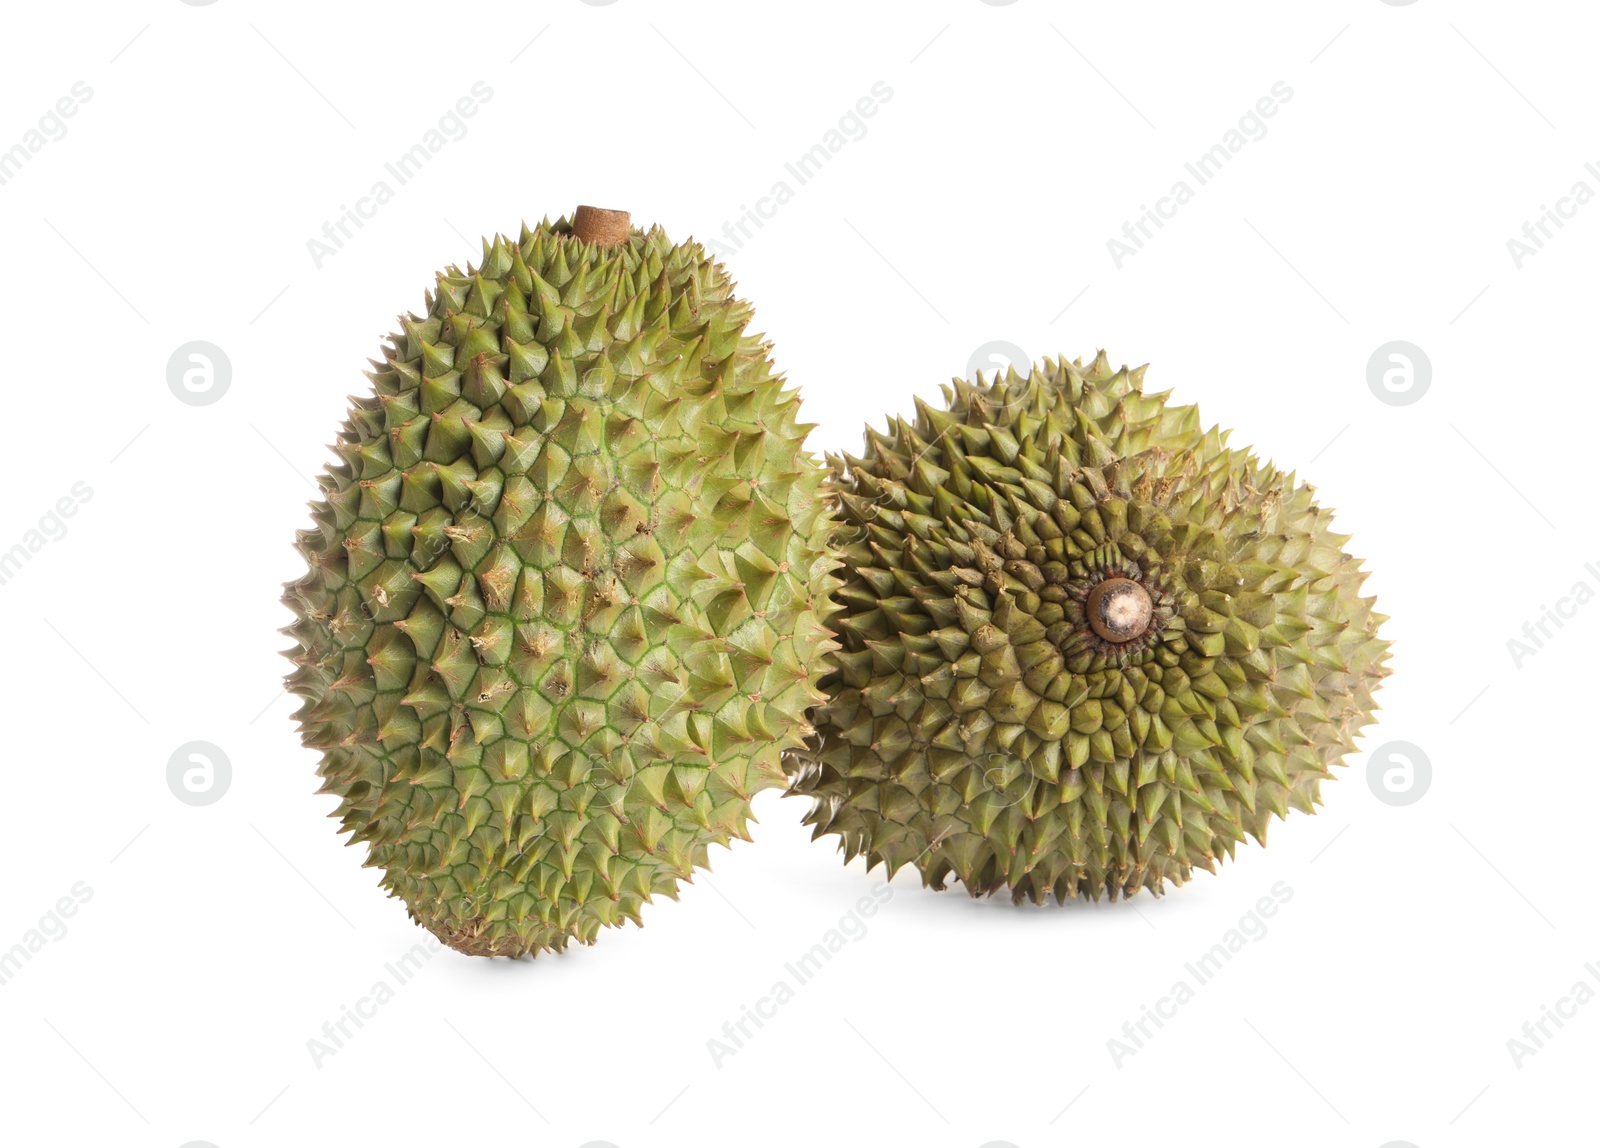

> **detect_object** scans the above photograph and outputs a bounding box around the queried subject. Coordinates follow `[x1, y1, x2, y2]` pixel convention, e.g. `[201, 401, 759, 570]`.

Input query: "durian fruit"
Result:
[282, 207, 837, 956]
[787, 353, 1389, 904]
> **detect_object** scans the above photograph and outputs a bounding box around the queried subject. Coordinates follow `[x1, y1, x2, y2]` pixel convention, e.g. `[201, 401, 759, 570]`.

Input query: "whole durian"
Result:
[282, 208, 837, 956]
[787, 353, 1389, 903]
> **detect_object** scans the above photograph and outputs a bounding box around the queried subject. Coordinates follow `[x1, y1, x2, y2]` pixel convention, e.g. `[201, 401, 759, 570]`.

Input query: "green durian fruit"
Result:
[282, 208, 838, 956]
[787, 352, 1389, 904]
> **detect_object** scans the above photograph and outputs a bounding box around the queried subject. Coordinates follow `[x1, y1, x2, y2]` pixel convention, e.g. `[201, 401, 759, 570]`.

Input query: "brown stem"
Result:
[1086, 578, 1154, 643]
[571, 206, 631, 247]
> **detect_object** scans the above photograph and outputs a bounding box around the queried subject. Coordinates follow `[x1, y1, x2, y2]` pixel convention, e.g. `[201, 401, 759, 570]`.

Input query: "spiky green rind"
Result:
[282, 217, 837, 956]
[787, 352, 1389, 904]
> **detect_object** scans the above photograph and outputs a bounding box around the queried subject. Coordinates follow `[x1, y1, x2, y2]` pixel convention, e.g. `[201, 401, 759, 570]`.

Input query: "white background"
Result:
[1, 2, 1594, 1146]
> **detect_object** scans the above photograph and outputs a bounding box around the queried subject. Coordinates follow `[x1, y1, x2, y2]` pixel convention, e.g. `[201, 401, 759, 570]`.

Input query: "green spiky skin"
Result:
[787, 353, 1390, 904]
[282, 217, 837, 956]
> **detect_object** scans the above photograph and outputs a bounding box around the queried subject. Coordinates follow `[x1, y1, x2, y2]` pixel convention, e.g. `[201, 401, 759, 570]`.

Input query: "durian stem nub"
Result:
[1087, 577, 1153, 643]
[572, 205, 631, 247]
